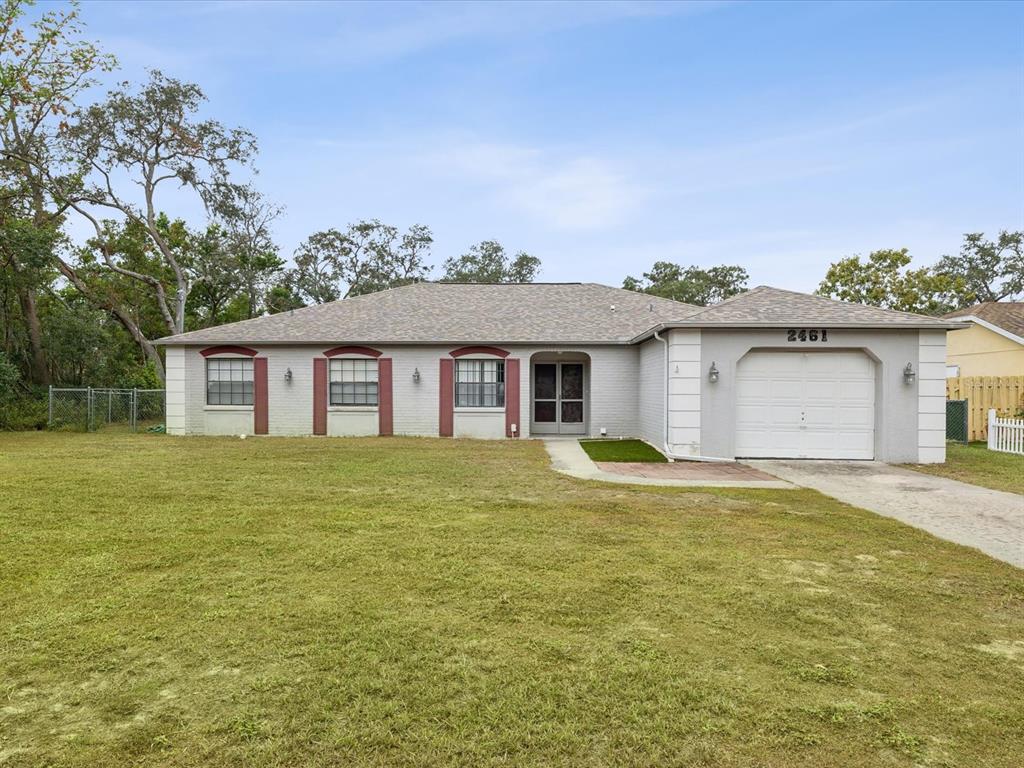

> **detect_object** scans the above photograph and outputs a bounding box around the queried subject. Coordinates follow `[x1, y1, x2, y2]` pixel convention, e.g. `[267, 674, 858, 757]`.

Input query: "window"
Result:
[330, 358, 378, 406]
[946, 365, 960, 378]
[455, 359, 504, 407]
[207, 358, 254, 405]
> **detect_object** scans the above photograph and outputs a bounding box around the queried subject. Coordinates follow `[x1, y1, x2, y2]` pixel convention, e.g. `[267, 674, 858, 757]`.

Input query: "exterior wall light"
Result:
[708, 362, 719, 383]
[412, 367, 421, 383]
[284, 367, 293, 382]
[903, 363, 916, 385]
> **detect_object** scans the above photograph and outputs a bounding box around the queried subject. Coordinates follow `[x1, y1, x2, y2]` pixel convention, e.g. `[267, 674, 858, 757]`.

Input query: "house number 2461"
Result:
[786, 328, 828, 342]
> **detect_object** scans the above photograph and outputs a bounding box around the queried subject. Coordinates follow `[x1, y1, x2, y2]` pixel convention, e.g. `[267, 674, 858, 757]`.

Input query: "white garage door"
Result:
[735, 351, 875, 460]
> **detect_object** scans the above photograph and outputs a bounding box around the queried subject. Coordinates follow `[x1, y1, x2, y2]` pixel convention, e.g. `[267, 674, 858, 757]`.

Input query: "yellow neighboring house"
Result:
[943, 302, 1024, 377]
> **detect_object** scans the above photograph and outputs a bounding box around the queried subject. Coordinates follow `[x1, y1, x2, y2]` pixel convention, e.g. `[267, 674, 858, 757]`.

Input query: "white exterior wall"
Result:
[327, 409, 378, 436]
[516, 345, 639, 438]
[173, 343, 640, 438]
[164, 346, 186, 435]
[698, 328, 927, 463]
[666, 329, 702, 457]
[917, 330, 947, 463]
[637, 338, 665, 449]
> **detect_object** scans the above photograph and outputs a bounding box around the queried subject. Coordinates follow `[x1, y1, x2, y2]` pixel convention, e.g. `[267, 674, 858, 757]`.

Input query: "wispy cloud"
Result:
[422, 141, 647, 231]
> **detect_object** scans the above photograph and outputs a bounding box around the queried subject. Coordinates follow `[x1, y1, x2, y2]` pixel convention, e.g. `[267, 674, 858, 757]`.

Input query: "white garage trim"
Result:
[917, 330, 947, 464]
[735, 350, 876, 460]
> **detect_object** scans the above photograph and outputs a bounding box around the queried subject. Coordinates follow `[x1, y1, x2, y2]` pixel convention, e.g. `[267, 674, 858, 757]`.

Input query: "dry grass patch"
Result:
[1, 432, 1022, 767]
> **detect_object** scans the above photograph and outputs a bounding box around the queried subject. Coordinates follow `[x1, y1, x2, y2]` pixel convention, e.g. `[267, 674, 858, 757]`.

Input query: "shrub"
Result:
[0, 396, 48, 431]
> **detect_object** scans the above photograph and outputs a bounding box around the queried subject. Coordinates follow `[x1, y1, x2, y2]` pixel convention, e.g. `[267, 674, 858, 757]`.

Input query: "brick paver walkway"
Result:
[594, 461, 778, 482]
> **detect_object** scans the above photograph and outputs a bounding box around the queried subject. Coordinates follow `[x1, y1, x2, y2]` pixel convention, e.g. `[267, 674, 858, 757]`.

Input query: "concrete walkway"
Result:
[750, 460, 1024, 568]
[543, 440, 794, 489]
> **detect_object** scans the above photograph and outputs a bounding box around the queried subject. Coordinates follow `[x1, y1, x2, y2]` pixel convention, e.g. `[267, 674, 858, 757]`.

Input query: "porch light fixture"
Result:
[284, 367, 293, 382]
[412, 367, 421, 383]
[903, 363, 916, 385]
[708, 362, 719, 383]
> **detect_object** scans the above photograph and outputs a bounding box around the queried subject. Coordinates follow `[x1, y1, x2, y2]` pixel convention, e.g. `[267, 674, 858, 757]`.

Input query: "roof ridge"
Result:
[757, 284, 953, 323]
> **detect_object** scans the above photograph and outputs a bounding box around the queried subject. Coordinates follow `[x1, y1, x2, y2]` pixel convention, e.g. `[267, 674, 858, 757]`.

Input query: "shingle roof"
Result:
[156, 282, 700, 346]
[631, 286, 962, 340]
[944, 302, 1024, 340]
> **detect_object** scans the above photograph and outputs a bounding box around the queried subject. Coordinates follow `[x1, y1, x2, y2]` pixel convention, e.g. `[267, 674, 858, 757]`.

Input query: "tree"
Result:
[441, 240, 540, 283]
[291, 220, 432, 304]
[0, 0, 116, 385]
[212, 183, 283, 318]
[623, 262, 748, 306]
[816, 248, 963, 316]
[933, 231, 1023, 305]
[42, 70, 257, 378]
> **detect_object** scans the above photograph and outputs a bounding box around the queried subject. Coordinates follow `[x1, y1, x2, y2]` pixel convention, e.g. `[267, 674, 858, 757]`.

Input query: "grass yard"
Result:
[579, 438, 668, 462]
[1, 433, 1022, 767]
[906, 442, 1024, 495]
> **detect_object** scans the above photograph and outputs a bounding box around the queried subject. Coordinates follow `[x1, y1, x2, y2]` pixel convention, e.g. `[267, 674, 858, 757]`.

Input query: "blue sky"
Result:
[75, 0, 1023, 291]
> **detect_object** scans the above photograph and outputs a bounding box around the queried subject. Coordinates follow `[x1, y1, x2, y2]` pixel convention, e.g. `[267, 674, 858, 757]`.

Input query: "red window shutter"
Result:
[253, 357, 269, 435]
[313, 358, 327, 435]
[378, 358, 393, 436]
[505, 358, 520, 438]
[439, 358, 454, 437]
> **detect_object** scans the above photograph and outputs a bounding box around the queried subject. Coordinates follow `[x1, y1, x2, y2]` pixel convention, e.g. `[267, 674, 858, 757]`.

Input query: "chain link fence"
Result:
[48, 387, 165, 432]
[946, 399, 968, 444]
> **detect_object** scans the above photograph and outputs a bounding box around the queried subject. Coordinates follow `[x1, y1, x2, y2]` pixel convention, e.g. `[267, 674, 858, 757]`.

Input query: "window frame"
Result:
[328, 357, 380, 408]
[205, 357, 255, 407]
[454, 358, 505, 409]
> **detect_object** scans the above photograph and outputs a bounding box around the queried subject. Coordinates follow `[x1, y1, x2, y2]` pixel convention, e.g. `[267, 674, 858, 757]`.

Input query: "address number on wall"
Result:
[786, 328, 829, 342]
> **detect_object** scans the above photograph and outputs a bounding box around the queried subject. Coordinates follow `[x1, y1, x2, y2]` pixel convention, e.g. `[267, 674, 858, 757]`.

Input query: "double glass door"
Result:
[532, 362, 585, 435]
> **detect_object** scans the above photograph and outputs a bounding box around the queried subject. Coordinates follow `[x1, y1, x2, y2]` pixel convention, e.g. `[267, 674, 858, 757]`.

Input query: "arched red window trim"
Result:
[449, 345, 510, 358]
[201, 345, 259, 357]
[323, 345, 383, 358]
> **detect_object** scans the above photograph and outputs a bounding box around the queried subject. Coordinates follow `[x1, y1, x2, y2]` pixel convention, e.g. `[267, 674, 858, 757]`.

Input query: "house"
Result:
[156, 282, 964, 463]
[942, 302, 1024, 377]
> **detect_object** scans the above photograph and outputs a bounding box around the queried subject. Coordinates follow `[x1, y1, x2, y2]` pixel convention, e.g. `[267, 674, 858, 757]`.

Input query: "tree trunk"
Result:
[17, 284, 50, 386]
[7, 252, 50, 386]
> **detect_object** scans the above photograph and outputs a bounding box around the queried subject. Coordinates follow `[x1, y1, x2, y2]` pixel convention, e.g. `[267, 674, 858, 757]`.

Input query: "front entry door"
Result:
[532, 362, 586, 435]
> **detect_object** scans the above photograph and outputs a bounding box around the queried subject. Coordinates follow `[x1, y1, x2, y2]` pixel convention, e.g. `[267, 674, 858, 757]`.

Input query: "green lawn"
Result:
[906, 442, 1024, 495]
[579, 438, 668, 462]
[1, 433, 1022, 767]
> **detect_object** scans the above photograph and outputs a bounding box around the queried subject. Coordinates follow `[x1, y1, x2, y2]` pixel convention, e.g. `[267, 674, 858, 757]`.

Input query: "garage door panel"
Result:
[769, 380, 803, 400]
[805, 380, 839, 400]
[803, 405, 838, 427]
[839, 405, 873, 427]
[736, 378, 771, 399]
[839, 380, 874, 400]
[735, 351, 875, 460]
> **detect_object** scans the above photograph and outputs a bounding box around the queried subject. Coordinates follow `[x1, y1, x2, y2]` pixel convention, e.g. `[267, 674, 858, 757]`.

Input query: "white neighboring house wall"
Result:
[164, 346, 186, 435]
[637, 338, 665, 449]
[917, 330, 947, 464]
[666, 329, 702, 457]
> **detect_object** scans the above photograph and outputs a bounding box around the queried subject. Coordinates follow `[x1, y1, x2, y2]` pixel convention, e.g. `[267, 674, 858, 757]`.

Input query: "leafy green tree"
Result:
[441, 240, 540, 283]
[0, 0, 116, 385]
[933, 231, 1023, 305]
[211, 183, 284, 318]
[291, 220, 433, 303]
[623, 262, 748, 306]
[0, 350, 19, 401]
[264, 277, 305, 315]
[816, 248, 963, 316]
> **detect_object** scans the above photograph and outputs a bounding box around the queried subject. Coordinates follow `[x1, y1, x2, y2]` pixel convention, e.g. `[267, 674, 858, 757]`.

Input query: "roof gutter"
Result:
[631, 320, 971, 344]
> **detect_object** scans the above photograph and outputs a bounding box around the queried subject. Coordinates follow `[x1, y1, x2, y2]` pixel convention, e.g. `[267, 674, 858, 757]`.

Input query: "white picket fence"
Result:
[987, 409, 1024, 456]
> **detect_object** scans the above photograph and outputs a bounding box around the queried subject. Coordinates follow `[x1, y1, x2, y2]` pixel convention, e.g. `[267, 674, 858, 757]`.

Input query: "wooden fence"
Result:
[946, 376, 1024, 441]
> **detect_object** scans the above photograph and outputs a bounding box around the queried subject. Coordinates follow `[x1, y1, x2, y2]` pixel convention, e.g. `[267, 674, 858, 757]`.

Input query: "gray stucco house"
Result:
[157, 282, 962, 463]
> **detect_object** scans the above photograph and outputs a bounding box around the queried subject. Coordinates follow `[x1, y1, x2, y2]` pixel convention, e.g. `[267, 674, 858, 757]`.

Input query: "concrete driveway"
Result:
[750, 460, 1024, 568]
